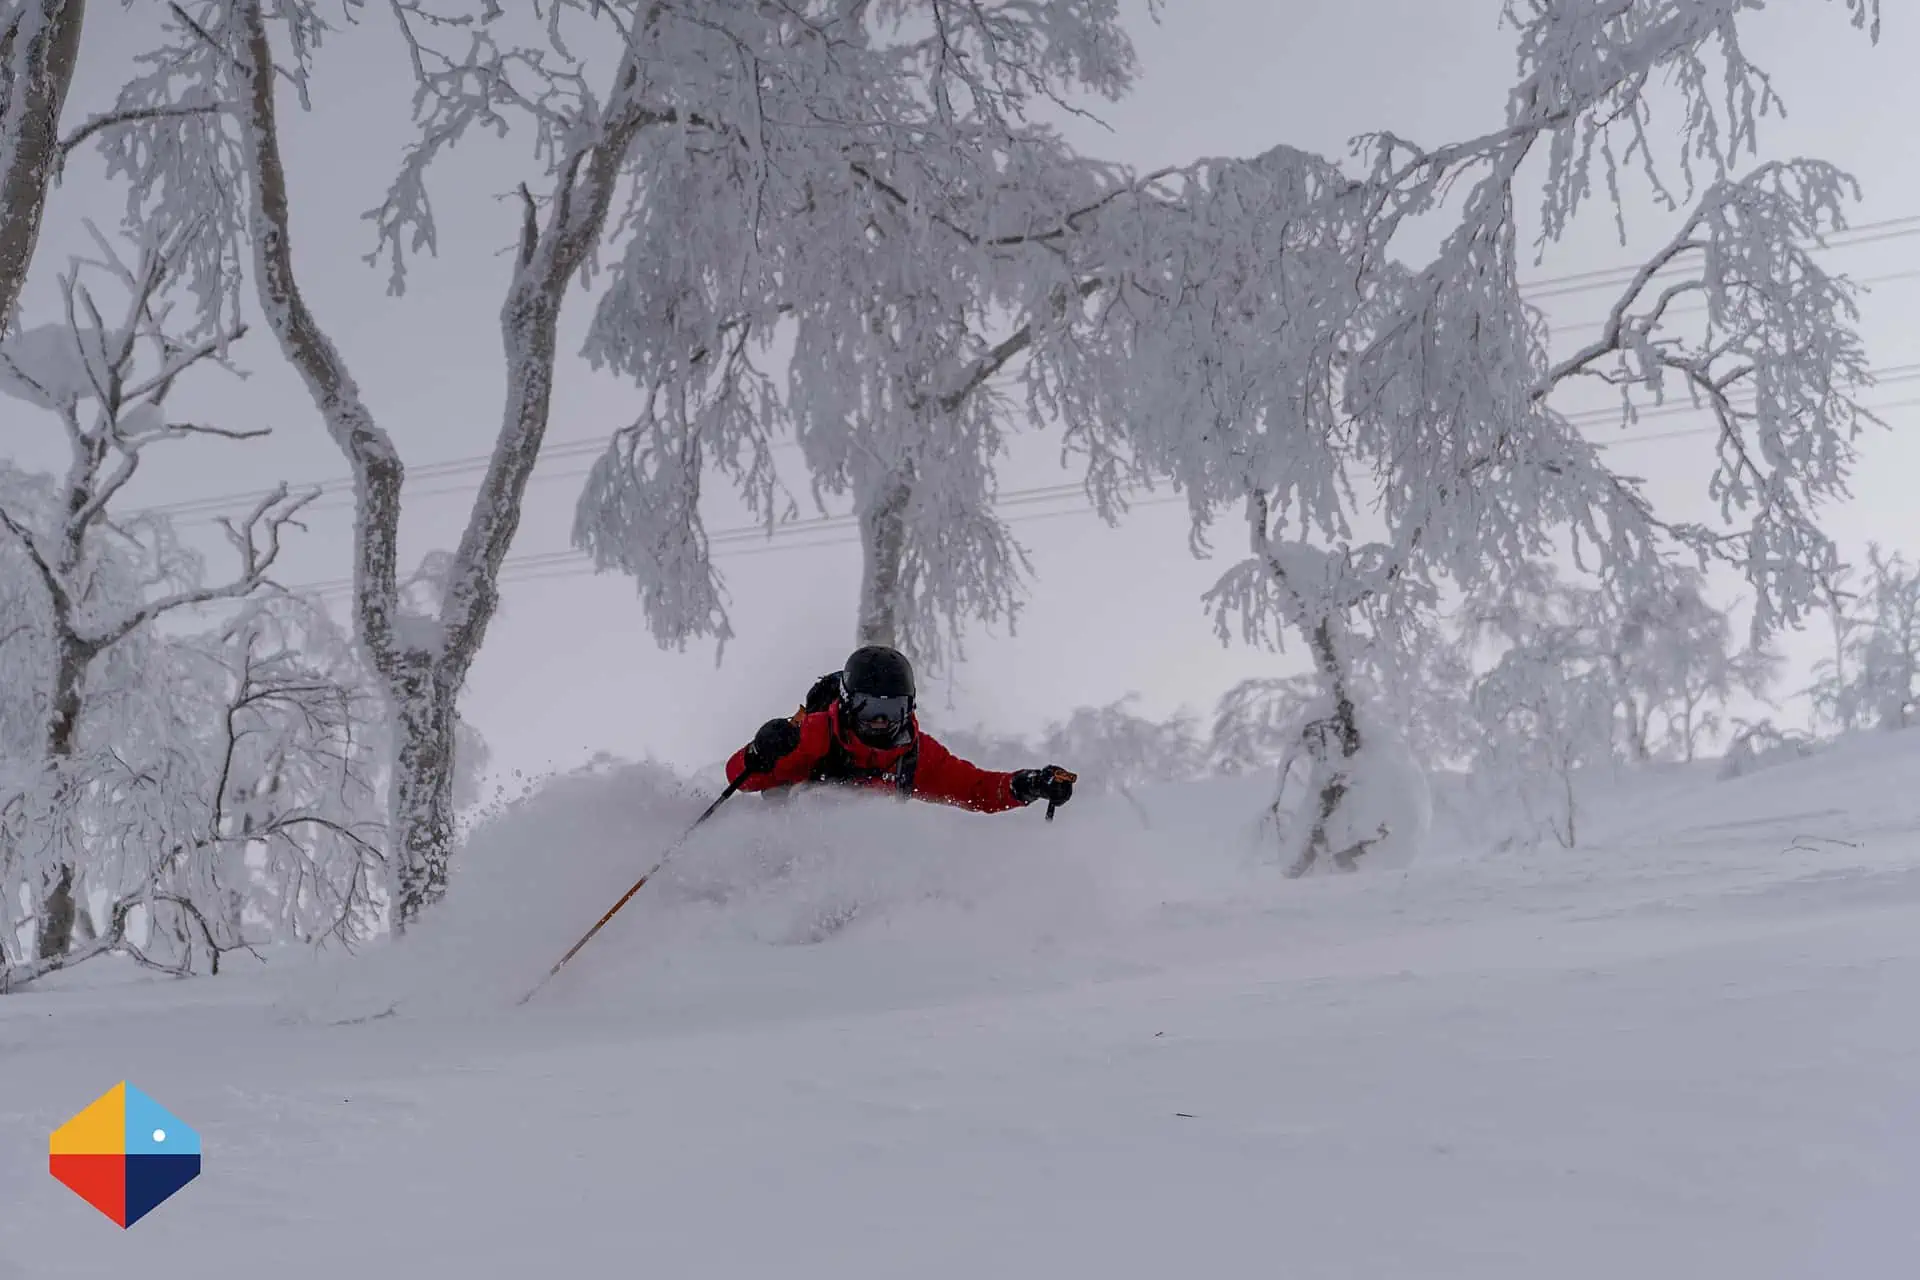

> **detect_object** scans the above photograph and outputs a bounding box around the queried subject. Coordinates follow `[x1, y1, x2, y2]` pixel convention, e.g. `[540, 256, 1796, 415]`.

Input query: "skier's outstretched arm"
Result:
[914, 735, 1073, 815]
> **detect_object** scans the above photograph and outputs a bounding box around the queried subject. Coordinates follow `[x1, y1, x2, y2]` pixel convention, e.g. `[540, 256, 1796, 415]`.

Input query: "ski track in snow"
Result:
[5, 744, 1920, 1278]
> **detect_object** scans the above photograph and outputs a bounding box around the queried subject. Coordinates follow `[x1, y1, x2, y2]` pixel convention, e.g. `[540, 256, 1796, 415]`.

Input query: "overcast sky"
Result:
[10, 0, 1919, 789]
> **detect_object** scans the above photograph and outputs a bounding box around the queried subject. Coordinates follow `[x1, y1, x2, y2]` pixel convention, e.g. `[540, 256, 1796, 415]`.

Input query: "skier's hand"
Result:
[1012, 765, 1075, 808]
[743, 717, 802, 774]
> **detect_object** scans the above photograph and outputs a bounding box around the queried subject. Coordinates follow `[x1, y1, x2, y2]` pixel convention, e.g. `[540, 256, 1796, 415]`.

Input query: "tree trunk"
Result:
[234, 0, 653, 932]
[856, 473, 911, 650]
[0, 0, 91, 963]
[1624, 695, 1649, 762]
[34, 627, 90, 961]
[1823, 583, 1853, 732]
[1608, 653, 1650, 762]
[1679, 693, 1702, 762]
[0, 0, 86, 332]
[1556, 761, 1578, 848]
[1287, 617, 1374, 878]
[45, 626, 84, 758]
[385, 655, 459, 929]
[33, 864, 76, 961]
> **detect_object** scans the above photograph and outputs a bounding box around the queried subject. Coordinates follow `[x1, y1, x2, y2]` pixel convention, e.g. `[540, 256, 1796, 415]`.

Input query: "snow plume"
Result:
[278, 757, 1207, 1026]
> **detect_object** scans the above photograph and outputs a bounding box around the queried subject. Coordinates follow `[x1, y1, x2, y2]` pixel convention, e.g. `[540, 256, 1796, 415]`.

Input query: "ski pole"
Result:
[1043, 768, 1079, 822]
[517, 774, 745, 1006]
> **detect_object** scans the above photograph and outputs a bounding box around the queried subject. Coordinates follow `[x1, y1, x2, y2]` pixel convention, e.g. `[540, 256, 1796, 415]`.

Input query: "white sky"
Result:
[8, 0, 1919, 787]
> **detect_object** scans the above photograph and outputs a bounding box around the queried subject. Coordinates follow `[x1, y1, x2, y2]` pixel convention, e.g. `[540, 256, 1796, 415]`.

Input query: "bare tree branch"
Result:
[94, 485, 313, 648]
[0, 500, 67, 610]
[57, 102, 222, 166]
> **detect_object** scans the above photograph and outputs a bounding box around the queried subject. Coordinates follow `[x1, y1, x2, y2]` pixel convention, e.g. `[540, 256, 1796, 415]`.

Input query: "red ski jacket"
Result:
[725, 703, 1026, 814]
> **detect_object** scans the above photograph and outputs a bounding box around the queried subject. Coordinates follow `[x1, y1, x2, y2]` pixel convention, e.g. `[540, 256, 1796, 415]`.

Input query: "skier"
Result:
[726, 644, 1077, 815]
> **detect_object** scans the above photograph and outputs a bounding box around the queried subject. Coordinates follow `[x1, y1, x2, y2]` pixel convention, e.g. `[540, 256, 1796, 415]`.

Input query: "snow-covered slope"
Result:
[6, 737, 1920, 1278]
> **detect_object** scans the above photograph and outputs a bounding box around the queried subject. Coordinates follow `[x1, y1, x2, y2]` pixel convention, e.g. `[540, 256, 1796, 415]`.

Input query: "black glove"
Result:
[742, 717, 802, 775]
[1011, 765, 1075, 808]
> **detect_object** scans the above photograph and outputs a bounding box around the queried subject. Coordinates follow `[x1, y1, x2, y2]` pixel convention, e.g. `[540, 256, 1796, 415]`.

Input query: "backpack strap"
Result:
[893, 736, 919, 796]
[810, 733, 853, 783]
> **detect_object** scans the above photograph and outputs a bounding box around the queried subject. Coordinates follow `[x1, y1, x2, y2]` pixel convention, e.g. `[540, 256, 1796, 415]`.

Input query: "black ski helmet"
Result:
[843, 645, 915, 698]
[840, 644, 915, 747]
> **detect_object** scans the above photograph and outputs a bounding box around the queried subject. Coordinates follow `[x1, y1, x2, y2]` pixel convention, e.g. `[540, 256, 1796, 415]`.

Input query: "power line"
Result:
[189, 355, 1920, 601]
[144, 339, 1920, 532]
[376, 360, 1920, 543]
[123, 210, 1920, 526]
[1550, 263, 1920, 337]
[306, 487, 1200, 601]
[1595, 393, 1920, 452]
[293, 479, 1110, 598]
[1516, 212, 1920, 300]
[321, 391, 1920, 599]
[148, 352, 1920, 611]
[501, 493, 1204, 592]
[265, 387, 1920, 603]
[131, 433, 627, 523]
[1559, 362, 1920, 431]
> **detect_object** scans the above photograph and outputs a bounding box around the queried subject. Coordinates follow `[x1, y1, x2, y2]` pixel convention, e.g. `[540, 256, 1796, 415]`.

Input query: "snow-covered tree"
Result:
[556, 1, 1882, 871]
[1565, 567, 1776, 763]
[1007, 1, 1882, 866]
[933, 724, 1036, 776]
[1716, 716, 1816, 781]
[0, 416, 382, 986]
[0, 1, 238, 334]
[1805, 563, 1865, 734]
[1470, 627, 1619, 849]
[565, 0, 1152, 676]
[1208, 675, 1321, 778]
[92, 0, 1884, 906]
[99, 0, 1153, 923]
[0, 227, 307, 963]
[1203, 534, 1451, 870]
[1635, 580, 1777, 763]
[190, 592, 386, 957]
[95, 0, 702, 924]
[1813, 544, 1920, 732]
[1460, 556, 1773, 840]
[1034, 696, 1206, 796]
[1, 580, 387, 989]
[1463, 565, 1621, 846]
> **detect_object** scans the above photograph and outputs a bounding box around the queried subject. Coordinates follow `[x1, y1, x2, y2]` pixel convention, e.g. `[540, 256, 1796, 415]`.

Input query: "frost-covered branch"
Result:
[997, 0, 1883, 869]
[0, 227, 303, 652]
[1807, 544, 1920, 733]
[0, 224, 310, 965]
[96, 484, 312, 647]
[1040, 7, 1879, 649]
[1526, 159, 1877, 638]
[0, 584, 386, 988]
[569, 1, 1160, 666]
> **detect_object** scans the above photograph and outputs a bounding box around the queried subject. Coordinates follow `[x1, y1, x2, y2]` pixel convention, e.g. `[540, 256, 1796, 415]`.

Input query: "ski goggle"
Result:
[846, 691, 911, 734]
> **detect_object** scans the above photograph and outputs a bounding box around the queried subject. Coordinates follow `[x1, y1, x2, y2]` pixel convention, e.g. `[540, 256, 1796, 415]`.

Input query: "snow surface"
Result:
[6, 740, 1920, 1277]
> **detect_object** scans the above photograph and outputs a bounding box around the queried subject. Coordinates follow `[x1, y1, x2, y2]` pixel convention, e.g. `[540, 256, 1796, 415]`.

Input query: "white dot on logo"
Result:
[152, 1129, 166, 1143]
